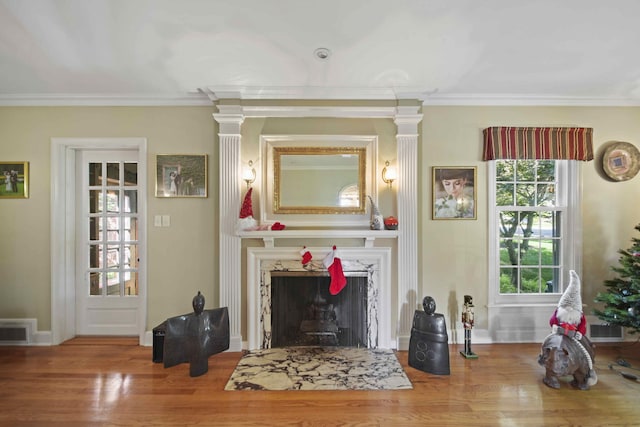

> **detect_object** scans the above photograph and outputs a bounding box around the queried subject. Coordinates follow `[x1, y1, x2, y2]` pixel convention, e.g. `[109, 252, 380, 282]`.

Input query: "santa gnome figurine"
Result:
[236, 188, 285, 233]
[549, 270, 597, 386]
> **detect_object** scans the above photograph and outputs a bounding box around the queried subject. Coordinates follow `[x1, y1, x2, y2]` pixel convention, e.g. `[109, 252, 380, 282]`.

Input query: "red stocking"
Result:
[300, 246, 312, 265]
[323, 246, 347, 295]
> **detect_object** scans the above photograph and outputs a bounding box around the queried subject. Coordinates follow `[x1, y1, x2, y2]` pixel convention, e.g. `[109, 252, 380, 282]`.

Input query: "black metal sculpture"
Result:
[162, 291, 230, 377]
[408, 296, 450, 375]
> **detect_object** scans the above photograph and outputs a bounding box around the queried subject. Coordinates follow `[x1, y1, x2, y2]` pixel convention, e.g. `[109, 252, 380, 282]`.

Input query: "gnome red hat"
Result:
[239, 187, 254, 218]
[236, 188, 258, 232]
[556, 270, 583, 326]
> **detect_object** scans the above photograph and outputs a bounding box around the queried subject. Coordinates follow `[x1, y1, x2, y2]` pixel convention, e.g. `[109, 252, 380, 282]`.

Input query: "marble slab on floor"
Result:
[224, 346, 413, 391]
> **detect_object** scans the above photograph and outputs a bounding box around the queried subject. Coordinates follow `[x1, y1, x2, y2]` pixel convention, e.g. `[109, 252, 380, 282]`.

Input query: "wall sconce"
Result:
[381, 161, 397, 188]
[242, 160, 256, 188]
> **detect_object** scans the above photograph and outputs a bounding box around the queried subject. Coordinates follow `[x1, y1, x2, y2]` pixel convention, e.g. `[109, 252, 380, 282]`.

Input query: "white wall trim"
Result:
[50, 137, 148, 345]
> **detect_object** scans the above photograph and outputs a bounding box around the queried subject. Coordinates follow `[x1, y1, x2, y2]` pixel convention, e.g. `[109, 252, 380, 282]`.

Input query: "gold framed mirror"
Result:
[273, 146, 366, 214]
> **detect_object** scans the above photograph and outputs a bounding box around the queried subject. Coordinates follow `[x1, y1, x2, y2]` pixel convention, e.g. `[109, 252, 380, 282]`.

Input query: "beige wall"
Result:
[422, 106, 640, 332]
[0, 106, 218, 331]
[1, 105, 639, 340]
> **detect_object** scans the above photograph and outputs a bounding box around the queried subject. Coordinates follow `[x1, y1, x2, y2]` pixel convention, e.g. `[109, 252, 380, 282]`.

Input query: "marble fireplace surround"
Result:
[246, 246, 391, 351]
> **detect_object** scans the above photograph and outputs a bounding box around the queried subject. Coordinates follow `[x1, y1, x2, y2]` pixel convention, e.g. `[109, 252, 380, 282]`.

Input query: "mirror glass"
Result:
[274, 147, 366, 214]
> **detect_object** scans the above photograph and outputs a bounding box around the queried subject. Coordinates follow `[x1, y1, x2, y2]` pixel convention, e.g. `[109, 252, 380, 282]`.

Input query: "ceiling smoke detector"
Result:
[314, 48, 331, 60]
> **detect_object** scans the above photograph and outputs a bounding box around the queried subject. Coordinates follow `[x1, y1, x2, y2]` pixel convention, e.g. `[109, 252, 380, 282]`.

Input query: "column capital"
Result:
[213, 104, 245, 135]
[394, 106, 423, 136]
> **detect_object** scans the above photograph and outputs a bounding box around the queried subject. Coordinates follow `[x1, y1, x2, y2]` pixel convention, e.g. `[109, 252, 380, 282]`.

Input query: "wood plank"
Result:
[0, 340, 638, 426]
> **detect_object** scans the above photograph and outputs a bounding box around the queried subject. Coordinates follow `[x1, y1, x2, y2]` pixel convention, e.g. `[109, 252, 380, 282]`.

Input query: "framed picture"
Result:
[0, 162, 29, 199]
[156, 154, 208, 198]
[432, 166, 476, 220]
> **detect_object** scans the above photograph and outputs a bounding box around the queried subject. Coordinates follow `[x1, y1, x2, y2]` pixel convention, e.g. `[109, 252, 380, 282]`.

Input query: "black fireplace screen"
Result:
[270, 274, 368, 347]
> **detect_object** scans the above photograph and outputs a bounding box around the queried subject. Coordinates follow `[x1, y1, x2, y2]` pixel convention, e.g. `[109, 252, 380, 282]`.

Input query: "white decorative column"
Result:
[213, 104, 245, 351]
[394, 106, 423, 349]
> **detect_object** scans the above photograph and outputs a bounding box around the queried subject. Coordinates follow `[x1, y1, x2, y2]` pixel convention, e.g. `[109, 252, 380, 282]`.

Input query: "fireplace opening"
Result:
[270, 273, 368, 347]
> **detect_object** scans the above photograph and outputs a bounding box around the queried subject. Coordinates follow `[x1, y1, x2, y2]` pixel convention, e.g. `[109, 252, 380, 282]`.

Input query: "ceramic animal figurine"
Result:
[538, 270, 597, 390]
[538, 333, 596, 390]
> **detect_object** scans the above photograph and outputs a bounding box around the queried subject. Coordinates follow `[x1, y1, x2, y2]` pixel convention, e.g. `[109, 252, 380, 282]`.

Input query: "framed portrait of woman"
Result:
[432, 167, 476, 220]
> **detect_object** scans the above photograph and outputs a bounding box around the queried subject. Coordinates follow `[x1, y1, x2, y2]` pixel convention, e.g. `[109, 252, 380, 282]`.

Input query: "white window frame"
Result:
[488, 160, 583, 306]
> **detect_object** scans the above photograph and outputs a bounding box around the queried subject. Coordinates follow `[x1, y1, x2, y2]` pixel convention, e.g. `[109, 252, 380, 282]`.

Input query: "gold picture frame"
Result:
[155, 154, 208, 198]
[432, 166, 476, 220]
[0, 161, 29, 199]
[273, 146, 366, 214]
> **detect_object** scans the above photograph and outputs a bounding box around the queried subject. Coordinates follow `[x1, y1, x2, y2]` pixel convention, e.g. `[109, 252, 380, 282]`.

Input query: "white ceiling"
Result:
[2, 0, 640, 106]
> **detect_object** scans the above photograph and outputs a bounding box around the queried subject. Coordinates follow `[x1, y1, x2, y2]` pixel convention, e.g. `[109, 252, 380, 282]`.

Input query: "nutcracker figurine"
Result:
[460, 295, 478, 359]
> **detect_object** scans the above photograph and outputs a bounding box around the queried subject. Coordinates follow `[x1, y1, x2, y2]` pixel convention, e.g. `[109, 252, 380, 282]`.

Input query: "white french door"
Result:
[75, 150, 142, 335]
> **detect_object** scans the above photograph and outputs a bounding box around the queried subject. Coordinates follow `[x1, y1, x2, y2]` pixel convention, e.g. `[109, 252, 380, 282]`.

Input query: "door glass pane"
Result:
[90, 272, 102, 296]
[89, 163, 103, 186]
[106, 190, 119, 213]
[89, 244, 101, 268]
[89, 190, 102, 213]
[107, 245, 120, 268]
[89, 217, 101, 241]
[124, 217, 138, 241]
[106, 272, 120, 296]
[124, 271, 139, 296]
[124, 163, 137, 186]
[124, 190, 137, 213]
[107, 163, 119, 185]
[107, 217, 120, 241]
[124, 244, 138, 268]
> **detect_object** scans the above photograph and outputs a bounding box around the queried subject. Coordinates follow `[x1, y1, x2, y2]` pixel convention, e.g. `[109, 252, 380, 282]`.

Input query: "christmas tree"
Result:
[593, 223, 640, 335]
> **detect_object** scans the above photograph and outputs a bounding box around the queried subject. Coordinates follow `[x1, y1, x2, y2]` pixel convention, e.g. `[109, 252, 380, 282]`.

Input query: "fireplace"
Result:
[246, 246, 392, 350]
[271, 273, 369, 347]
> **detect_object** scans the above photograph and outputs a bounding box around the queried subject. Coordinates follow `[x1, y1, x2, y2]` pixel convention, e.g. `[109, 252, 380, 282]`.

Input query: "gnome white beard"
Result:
[236, 216, 258, 233]
[556, 305, 582, 325]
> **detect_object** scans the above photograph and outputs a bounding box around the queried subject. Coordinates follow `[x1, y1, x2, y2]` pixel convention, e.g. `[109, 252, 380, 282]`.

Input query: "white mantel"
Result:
[237, 229, 398, 248]
[212, 103, 422, 351]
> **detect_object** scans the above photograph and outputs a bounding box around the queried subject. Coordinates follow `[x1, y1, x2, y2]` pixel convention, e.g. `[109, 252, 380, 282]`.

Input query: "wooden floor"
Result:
[0, 339, 638, 426]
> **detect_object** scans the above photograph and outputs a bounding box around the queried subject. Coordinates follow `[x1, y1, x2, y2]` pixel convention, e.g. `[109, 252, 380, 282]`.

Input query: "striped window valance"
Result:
[483, 127, 593, 161]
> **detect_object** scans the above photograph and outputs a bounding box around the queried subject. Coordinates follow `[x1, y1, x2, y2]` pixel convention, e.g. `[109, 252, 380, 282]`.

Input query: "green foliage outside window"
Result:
[496, 159, 560, 294]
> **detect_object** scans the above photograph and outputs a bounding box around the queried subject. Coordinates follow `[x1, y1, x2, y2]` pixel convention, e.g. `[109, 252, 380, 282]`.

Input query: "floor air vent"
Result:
[587, 315, 624, 342]
[0, 319, 33, 345]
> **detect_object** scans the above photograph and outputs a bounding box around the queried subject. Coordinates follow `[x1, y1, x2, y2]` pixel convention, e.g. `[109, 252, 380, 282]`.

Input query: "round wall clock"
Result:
[602, 141, 640, 181]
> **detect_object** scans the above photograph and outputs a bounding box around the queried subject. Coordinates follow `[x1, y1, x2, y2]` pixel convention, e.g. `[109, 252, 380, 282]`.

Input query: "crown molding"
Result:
[202, 85, 432, 101]
[0, 93, 211, 106]
[1, 90, 640, 107]
[422, 93, 640, 107]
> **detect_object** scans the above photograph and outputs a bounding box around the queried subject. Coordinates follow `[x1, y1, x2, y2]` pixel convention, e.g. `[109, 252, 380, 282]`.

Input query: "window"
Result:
[488, 159, 581, 304]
